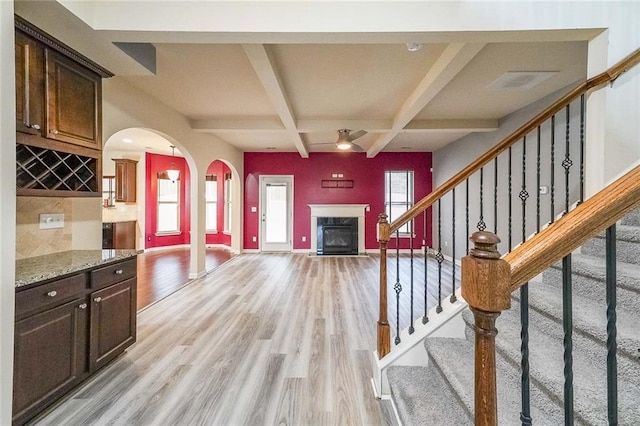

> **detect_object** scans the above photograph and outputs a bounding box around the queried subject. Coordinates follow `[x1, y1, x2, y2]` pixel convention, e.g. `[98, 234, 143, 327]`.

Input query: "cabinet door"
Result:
[45, 49, 102, 149]
[90, 278, 137, 372]
[13, 298, 88, 425]
[114, 221, 136, 250]
[115, 159, 137, 202]
[15, 31, 45, 136]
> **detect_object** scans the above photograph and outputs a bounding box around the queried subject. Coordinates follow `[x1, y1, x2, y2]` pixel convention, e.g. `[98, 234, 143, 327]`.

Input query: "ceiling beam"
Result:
[403, 119, 498, 132]
[242, 44, 309, 158]
[367, 42, 486, 158]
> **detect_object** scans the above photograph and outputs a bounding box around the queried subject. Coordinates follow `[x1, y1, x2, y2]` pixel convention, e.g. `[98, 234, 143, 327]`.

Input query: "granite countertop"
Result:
[15, 250, 139, 288]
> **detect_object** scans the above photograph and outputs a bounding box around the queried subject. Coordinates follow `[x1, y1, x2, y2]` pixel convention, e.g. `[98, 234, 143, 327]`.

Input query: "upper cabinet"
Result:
[14, 16, 113, 197]
[114, 159, 137, 203]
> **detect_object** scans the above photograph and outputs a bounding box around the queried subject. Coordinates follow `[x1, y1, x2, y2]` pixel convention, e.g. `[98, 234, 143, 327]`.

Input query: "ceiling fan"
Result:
[312, 129, 367, 152]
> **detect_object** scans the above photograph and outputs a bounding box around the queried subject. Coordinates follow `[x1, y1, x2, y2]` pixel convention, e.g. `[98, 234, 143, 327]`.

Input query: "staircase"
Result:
[387, 209, 640, 425]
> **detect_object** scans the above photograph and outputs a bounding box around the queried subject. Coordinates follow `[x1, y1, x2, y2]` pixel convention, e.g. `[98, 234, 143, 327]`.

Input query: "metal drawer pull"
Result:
[94, 297, 102, 303]
[78, 303, 87, 310]
[50, 129, 59, 134]
[47, 290, 58, 297]
[115, 269, 123, 275]
[27, 123, 41, 130]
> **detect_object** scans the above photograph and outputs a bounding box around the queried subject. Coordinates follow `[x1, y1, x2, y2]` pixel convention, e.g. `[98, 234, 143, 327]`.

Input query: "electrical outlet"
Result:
[252, 236, 257, 242]
[39, 213, 64, 229]
[539, 186, 549, 194]
[302, 236, 306, 242]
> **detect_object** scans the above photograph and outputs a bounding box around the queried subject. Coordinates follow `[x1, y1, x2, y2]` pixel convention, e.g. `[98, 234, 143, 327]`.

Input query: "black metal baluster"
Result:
[436, 199, 444, 313]
[562, 254, 574, 424]
[450, 188, 457, 303]
[423, 210, 429, 325]
[550, 115, 556, 224]
[394, 231, 402, 345]
[519, 135, 532, 426]
[409, 219, 415, 335]
[478, 168, 486, 231]
[494, 157, 498, 234]
[466, 178, 470, 255]
[536, 126, 541, 233]
[563, 104, 573, 214]
[606, 224, 618, 424]
[508, 146, 513, 249]
[579, 94, 585, 203]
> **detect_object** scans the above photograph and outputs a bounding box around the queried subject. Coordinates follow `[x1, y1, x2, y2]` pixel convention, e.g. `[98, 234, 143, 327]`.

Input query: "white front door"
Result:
[260, 175, 293, 252]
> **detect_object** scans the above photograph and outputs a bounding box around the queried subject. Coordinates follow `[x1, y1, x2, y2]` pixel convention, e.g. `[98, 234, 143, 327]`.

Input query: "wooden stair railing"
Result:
[376, 47, 640, 359]
[462, 164, 640, 425]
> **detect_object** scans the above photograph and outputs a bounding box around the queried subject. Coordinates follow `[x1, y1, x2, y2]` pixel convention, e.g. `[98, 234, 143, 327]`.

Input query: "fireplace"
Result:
[308, 204, 368, 255]
[317, 217, 358, 255]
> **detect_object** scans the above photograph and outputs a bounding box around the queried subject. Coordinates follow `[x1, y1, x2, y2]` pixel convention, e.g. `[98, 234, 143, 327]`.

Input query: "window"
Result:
[157, 173, 180, 234]
[224, 173, 232, 233]
[384, 171, 414, 234]
[205, 174, 217, 232]
[102, 176, 115, 207]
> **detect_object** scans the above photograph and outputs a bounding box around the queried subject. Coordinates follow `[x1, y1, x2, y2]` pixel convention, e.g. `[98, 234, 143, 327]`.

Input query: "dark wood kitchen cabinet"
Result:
[13, 257, 137, 425]
[14, 16, 112, 197]
[114, 159, 138, 202]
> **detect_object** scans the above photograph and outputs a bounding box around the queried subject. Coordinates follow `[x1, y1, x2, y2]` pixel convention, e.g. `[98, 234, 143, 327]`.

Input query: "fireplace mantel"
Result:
[308, 204, 368, 254]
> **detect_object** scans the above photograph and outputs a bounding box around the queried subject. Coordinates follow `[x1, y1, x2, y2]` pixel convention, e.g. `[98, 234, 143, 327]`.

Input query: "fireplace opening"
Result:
[317, 217, 358, 255]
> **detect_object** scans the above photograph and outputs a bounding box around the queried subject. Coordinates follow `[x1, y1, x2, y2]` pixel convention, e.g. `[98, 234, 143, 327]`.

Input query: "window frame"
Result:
[205, 174, 218, 233]
[384, 170, 415, 236]
[155, 173, 181, 236]
[223, 173, 232, 234]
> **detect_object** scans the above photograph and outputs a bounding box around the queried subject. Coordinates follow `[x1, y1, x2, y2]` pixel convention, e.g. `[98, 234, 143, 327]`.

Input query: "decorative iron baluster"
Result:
[450, 188, 457, 303]
[466, 178, 470, 255]
[519, 135, 532, 426]
[494, 157, 498, 234]
[550, 115, 556, 224]
[563, 104, 573, 214]
[579, 94, 585, 203]
[562, 254, 574, 424]
[436, 199, 444, 313]
[394, 230, 402, 345]
[536, 126, 541, 233]
[606, 225, 618, 424]
[409, 219, 415, 335]
[423, 210, 429, 324]
[478, 167, 486, 231]
[508, 146, 513, 249]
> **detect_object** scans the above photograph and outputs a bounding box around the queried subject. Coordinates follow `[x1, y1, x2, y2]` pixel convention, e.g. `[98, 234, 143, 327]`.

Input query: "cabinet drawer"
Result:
[91, 259, 136, 290]
[16, 274, 86, 318]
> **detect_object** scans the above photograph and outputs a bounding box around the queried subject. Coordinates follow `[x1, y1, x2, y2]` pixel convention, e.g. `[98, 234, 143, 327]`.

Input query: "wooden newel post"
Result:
[461, 231, 511, 426]
[377, 213, 391, 359]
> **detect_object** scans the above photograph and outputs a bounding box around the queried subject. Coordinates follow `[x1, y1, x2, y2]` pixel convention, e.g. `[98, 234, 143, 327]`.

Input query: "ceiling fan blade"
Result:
[347, 130, 367, 141]
[351, 143, 364, 152]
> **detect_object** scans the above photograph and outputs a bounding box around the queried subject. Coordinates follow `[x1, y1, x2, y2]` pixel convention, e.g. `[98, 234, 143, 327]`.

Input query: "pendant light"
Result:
[166, 145, 180, 182]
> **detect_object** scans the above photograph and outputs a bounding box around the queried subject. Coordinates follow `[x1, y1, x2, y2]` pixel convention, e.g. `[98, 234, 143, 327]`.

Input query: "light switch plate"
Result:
[251, 206, 257, 212]
[39, 213, 64, 229]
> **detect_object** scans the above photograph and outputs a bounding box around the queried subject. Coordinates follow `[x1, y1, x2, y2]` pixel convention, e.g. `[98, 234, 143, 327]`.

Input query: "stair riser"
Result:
[582, 237, 640, 266]
[543, 267, 639, 313]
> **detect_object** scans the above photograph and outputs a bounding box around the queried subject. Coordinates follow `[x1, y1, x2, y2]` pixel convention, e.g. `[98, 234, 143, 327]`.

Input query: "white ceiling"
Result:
[15, 1, 595, 159]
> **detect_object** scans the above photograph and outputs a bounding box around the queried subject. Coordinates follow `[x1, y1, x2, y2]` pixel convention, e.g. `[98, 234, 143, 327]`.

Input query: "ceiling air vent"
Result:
[488, 71, 558, 90]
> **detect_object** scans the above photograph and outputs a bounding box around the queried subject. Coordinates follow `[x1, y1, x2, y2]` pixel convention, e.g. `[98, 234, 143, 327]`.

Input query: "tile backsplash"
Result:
[16, 197, 73, 260]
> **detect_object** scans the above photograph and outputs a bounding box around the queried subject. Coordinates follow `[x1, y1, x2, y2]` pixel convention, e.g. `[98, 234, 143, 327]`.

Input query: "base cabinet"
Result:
[12, 298, 88, 426]
[13, 257, 137, 425]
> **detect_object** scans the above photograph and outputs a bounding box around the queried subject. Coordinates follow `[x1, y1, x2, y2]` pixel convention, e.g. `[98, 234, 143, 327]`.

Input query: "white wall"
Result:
[0, 2, 15, 423]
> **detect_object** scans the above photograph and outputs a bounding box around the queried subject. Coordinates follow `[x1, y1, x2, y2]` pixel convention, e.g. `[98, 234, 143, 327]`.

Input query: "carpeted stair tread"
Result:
[621, 208, 640, 227]
[513, 280, 640, 361]
[424, 337, 563, 425]
[544, 254, 640, 313]
[581, 225, 640, 266]
[463, 301, 640, 425]
[387, 365, 471, 425]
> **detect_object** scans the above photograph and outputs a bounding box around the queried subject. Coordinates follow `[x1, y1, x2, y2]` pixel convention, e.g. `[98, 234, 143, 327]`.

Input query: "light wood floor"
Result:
[137, 247, 233, 311]
[35, 253, 458, 426]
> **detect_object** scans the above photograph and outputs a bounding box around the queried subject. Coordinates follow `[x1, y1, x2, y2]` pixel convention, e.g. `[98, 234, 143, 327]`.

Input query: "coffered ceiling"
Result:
[15, 1, 597, 158]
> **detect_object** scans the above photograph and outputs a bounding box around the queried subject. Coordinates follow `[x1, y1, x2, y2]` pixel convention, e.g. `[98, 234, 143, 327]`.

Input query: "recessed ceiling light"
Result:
[266, 147, 276, 150]
[144, 146, 152, 150]
[122, 138, 133, 143]
[406, 43, 422, 52]
[401, 146, 412, 150]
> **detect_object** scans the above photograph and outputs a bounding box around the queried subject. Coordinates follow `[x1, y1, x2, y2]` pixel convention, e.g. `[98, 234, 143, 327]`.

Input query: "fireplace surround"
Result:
[308, 204, 368, 255]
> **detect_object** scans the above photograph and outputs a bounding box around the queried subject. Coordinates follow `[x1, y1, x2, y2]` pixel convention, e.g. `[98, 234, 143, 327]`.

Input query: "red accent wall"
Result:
[145, 152, 191, 249]
[205, 160, 232, 246]
[243, 152, 432, 250]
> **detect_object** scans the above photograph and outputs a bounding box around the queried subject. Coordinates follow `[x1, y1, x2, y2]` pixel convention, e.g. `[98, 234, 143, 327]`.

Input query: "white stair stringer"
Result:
[372, 288, 467, 397]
